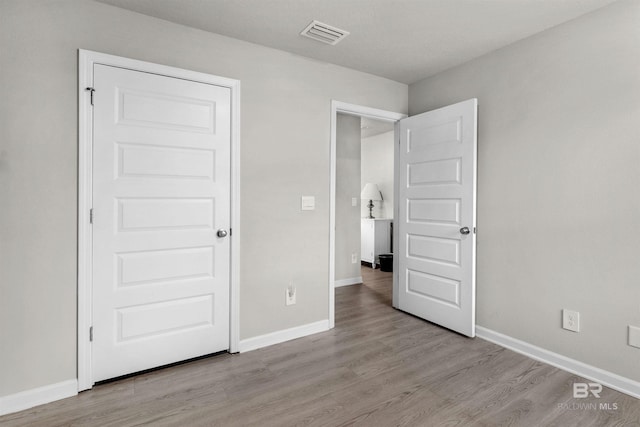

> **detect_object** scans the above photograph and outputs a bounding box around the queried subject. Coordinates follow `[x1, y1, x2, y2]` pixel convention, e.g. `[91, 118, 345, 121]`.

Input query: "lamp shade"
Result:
[361, 183, 382, 201]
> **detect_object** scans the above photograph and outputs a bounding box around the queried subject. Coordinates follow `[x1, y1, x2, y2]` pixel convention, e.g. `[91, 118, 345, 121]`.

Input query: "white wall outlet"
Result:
[351, 252, 358, 263]
[286, 283, 296, 306]
[351, 197, 358, 207]
[628, 325, 640, 349]
[562, 309, 580, 332]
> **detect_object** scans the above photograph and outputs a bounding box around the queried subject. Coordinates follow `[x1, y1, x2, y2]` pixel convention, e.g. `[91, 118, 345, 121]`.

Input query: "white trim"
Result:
[476, 326, 640, 400]
[329, 101, 406, 329]
[0, 380, 78, 416]
[77, 50, 93, 392]
[229, 70, 242, 354]
[77, 49, 241, 390]
[238, 320, 330, 353]
[392, 121, 400, 308]
[334, 276, 363, 287]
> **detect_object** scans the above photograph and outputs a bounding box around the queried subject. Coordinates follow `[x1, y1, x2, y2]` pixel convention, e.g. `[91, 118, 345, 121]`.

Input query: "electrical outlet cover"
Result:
[562, 309, 580, 332]
[629, 325, 640, 349]
[286, 286, 296, 306]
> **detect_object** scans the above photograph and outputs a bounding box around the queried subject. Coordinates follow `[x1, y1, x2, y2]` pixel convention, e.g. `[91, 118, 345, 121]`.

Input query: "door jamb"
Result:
[78, 50, 241, 391]
[329, 101, 406, 328]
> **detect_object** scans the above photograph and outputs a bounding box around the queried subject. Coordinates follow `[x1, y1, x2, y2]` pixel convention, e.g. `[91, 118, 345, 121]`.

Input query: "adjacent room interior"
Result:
[335, 113, 396, 290]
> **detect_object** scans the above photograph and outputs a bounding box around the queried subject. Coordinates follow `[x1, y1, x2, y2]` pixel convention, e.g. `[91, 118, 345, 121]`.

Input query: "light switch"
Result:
[301, 196, 315, 211]
[352, 197, 358, 207]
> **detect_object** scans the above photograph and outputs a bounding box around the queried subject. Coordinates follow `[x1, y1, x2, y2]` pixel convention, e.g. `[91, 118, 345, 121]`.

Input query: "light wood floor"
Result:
[3, 266, 639, 426]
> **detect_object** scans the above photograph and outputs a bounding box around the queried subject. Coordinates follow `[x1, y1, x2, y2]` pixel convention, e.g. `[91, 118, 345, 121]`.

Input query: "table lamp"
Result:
[361, 183, 382, 219]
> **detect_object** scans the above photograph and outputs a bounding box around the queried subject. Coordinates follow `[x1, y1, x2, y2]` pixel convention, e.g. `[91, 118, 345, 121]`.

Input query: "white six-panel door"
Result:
[92, 64, 231, 381]
[396, 99, 477, 337]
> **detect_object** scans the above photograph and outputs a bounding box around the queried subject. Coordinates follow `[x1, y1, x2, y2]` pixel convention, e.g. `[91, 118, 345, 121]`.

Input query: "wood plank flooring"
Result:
[2, 266, 639, 426]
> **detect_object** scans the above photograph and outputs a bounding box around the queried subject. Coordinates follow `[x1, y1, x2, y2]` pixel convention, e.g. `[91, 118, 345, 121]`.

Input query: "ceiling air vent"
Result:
[300, 20, 350, 45]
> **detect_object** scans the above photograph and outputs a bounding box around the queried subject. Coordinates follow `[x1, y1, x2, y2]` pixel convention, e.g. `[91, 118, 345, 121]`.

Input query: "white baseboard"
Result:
[476, 326, 640, 400]
[0, 379, 78, 416]
[334, 276, 363, 288]
[239, 320, 330, 353]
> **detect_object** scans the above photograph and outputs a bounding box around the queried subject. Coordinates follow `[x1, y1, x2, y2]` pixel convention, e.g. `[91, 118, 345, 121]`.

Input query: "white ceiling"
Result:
[95, 0, 617, 84]
[361, 117, 394, 139]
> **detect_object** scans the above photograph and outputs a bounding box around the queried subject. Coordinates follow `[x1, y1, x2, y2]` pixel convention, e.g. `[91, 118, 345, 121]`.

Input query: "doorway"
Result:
[329, 99, 478, 336]
[335, 114, 395, 283]
[329, 101, 406, 329]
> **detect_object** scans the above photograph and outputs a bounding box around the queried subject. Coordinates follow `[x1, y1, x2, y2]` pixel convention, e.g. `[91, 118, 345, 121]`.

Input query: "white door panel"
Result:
[397, 99, 477, 337]
[92, 64, 231, 381]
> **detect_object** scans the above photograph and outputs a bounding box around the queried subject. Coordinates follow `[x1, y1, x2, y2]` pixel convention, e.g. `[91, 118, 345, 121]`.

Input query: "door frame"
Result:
[77, 50, 241, 391]
[329, 101, 406, 328]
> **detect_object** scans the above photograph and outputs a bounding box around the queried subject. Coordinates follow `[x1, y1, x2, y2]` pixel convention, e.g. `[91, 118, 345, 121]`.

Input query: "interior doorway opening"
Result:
[359, 117, 396, 270]
[335, 114, 395, 280]
[329, 101, 406, 329]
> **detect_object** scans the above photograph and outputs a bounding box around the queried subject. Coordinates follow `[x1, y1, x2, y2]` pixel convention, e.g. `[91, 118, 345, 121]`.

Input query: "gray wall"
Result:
[335, 114, 362, 281]
[409, 0, 640, 381]
[0, 0, 407, 396]
[361, 131, 394, 220]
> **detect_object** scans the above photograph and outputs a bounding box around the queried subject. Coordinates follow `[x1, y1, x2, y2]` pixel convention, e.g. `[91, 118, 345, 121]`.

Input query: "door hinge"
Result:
[89, 326, 93, 342]
[86, 87, 95, 106]
[89, 208, 94, 224]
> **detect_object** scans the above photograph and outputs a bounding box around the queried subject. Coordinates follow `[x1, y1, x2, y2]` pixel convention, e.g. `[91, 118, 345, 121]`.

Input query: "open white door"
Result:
[396, 99, 477, 337]
[92, 64, 231, 381]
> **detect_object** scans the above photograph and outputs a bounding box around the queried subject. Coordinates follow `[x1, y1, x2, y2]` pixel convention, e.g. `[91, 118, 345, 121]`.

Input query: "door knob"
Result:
[217, 229, 228, 238]
[459, 227, 470, 235]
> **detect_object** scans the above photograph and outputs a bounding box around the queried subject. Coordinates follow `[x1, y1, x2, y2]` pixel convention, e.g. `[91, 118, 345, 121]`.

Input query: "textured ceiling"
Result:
[95, 0, 617, 84]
